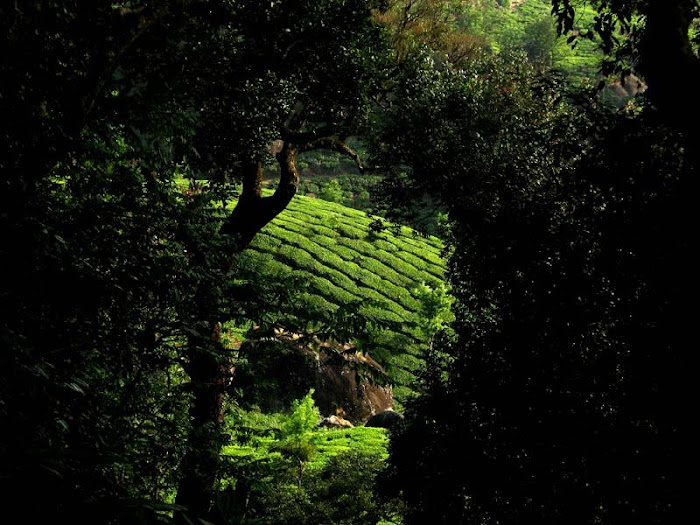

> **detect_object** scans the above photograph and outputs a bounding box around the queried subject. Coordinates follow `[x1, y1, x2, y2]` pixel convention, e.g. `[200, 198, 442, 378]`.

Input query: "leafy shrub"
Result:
[319, 178, 345, 204]
[219, 396, 396, 524]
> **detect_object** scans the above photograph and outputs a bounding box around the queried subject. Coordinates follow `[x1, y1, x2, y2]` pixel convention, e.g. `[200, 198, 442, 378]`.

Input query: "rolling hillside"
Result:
[235, 194, 450, 402]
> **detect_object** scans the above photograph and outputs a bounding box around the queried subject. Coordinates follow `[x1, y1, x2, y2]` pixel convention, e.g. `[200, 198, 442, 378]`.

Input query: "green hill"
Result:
[235, 194, 450, 402]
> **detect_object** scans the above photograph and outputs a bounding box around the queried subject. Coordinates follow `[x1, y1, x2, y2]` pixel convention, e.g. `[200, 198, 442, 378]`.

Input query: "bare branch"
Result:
[299, 138, 384, 175]
[300, 137, 362, 167]
[282, 125, 340, 145]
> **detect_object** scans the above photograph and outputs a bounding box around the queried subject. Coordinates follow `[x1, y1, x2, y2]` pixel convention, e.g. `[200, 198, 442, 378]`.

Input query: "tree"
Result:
[523, 15, 558, 66]
[0, 2, 233, 521]
[376, 54, 688, 523]
[552, 0, 700, 135]
[279, 390, 321, 489]
[1, 1, 392, 522]
[375, 0, 490, 67]
[172, 2, 390, 520]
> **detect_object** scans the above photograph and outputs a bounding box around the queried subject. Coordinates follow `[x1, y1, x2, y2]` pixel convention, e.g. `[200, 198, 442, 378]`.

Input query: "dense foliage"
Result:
[1, 1, 391, 522]
[215, 392, 396, 524]
[377, 50, 688, 525]
[0, 1, 239, 514]
[0, 125, 219, 522]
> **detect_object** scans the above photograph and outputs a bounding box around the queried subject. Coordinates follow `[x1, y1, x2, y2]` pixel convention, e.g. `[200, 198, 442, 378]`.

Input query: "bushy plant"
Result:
[283, 389, 321, 438]
[412, 282, 454, 339]
[219, 396, 395, 524]
[319, 179, 346, 204]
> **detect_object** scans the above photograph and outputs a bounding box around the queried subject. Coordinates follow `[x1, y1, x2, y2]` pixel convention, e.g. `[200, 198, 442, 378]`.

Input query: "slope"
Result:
[235, 193, 449, 402]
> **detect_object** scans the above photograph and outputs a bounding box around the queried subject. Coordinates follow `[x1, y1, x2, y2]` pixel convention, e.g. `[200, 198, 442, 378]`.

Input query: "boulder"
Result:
[365, 409, 404, 429]
[236, 327, 394, 423]
[312, 348, 394, 423]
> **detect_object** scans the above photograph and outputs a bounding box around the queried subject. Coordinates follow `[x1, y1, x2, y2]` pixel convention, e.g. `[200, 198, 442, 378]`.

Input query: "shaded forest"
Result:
[1, 1, 692, 523]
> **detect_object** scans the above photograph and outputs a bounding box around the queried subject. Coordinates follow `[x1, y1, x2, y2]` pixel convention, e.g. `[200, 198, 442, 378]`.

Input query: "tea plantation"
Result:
[236, 194, 450, 402]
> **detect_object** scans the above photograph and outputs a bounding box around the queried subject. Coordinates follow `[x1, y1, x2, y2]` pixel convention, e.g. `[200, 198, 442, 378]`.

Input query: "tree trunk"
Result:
[222, 143, 300, 250]
[175, 352, 227, 523]
[638, 0, 700, 138]
[175, 319, 228, 524]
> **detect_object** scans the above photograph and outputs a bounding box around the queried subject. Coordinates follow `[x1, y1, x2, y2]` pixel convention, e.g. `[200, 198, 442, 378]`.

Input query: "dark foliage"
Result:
[552, 0, 700, 138]
[378, 55, 689, 523]
[1, 1, 392, 521]
[0, 3, 226, 520]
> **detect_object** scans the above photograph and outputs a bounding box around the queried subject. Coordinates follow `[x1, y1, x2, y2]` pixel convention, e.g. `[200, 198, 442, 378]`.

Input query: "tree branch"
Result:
[221, 143, 300, 250]
[282, 125, 341, 145]
[299, 137, 383, 174]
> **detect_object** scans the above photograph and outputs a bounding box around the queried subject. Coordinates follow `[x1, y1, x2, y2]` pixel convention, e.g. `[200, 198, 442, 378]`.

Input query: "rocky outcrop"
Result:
[236, 327, 394, 423]
[312, 347, 394, 423]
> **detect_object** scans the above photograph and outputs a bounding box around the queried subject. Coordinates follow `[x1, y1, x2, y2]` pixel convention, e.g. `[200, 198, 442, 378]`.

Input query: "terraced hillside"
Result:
[235, 194, 449, 402]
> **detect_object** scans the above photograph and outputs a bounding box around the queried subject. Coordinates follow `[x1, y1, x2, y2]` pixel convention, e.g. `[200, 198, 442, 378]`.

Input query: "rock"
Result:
[365, 409, 404, 429]
[312, 349, 394, 423]
[237, 327, 394, 423]
[319, 414, 354, 429]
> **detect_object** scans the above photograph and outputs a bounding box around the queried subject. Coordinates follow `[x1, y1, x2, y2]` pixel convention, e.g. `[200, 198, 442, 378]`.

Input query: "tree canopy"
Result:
[376, 24, 689, 525]
[552, 0, 700, 133]
[1, 1, 392, 522]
